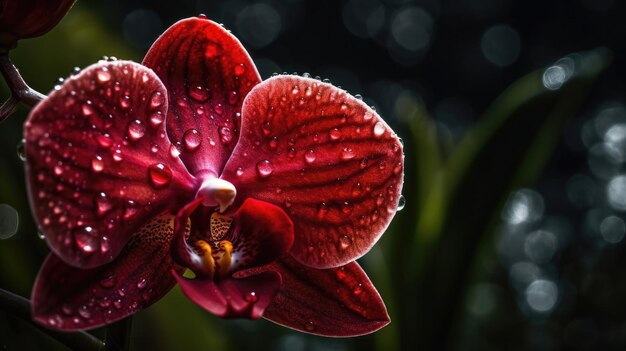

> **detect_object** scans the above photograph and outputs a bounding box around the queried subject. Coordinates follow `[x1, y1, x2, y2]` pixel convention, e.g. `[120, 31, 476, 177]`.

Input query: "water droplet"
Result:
[96, 133, 113, 148]
[304, 321, 316, 332]
[354, 94, 363, 100]
[95, 192, 113, 216]
[269, 137, 279, 149]
[54, 164, 64, 175]
[341, 147, 355, 160]
[119, 95, 131, 109]
[329, 128, 341, 141]
[123, 200, 139, 219]
[339, 235, 352, 249]
[397, 195, 406, 211]
[292, 85, 300, 95]
[16, 139, 25, 161]
[137, 278, 147, 290]
[305, 149, 316, 164]
[219, 127, 233, 144]
[352, 183, 363, 196]
[148, 163, 172, 188]
[234, 64, 246, 76]
[341, 202, 353, 214]
[188, 85, 210, 102]
[353, 284, 363, 295]
[317, 203, 328, 219]
[100, 274, 117, 288]
[183, 129, 202, 151]
[113, 299, 123, 309]
[363, 111, 374, 121]
[127, 120, 146, 141]
[91, 156, 104, 173]
[228, 91, 238, 105]
[74, 226, 98, 253]
[373, 122, 385, 137]
[244, 291, 257, 303]
[112, 149, 123, 162]
[256, 160, 273, 178]
[78, 306, 91, 319]
[205, 43, 221, 58]
[81, 101, 94, 117]
[169, 144, 181, 158]
[150, 91, 164, 108]
[236, 167, 244, 176]
[288, 147, 297, 158]
[97, 68, 111, 82]
[214, 103, 224, 115]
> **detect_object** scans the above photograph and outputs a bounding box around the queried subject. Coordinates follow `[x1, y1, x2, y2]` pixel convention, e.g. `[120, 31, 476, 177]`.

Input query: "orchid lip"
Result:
[196, 177, 237, 213]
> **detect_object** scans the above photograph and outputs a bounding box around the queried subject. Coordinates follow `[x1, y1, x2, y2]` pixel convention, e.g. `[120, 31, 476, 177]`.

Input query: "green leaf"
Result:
[411, 48, 611, 350]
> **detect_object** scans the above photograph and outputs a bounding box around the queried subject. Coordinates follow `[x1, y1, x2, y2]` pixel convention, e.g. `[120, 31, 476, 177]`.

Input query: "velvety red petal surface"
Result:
[173, 270, 281, 319]
[221, 76, 404, 268]
[228, 198, 294, 272]
[32, 213, 185, 331]
[252, 256, 389, 337]
[24, 60, 196, 268]
[143, 17, 261, 177]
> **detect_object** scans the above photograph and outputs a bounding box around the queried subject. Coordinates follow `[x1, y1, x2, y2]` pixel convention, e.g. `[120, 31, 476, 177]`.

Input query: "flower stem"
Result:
[0, 287, 104, 350]
[104, 316, 133, 351]
[0, 53, 46, 122]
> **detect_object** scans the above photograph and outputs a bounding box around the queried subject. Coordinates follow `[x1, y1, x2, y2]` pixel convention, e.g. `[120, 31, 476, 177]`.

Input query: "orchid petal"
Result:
[143, 17, 261, 177]
[31, 212, 185, 331]
[222, 75, 404, 268]
[228, 198, 294, 272]
[173, 270, 281, 319]
[24, 60, 196, 269]
[254, 256, 390, 337]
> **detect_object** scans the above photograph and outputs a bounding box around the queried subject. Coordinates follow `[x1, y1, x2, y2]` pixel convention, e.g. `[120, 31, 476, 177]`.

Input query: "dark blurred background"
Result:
[1, 0, 626, 350]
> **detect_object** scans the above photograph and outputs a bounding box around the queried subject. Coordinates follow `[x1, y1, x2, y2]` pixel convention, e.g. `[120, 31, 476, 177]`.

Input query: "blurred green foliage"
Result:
[0, 2, 611, 351]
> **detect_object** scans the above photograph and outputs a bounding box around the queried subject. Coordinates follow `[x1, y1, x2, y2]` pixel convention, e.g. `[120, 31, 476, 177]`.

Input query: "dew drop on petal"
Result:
[305, 149, 316, 164]
[91, 156, 104, 173]
[183, 129, 202, 151]
[95, 192, 113, 216]
[149, 111, 164, 127]
[228, 91, 238, 105]
[100, 274, 117, 289]
[78, 306, 91, 319]
[127, 120, 146, 141]
[97, 133, 113, 148]
[397, 195, 406, 211]
[81, 101, 94, 117]
[373, 122, 385, 137]
[214, 103, 224, 115]
[74, 226, 98, 253]
[119, 95, 131, 109]
[244, 291, 257, 303]
[137, 278, 147, 290]
[219, 127, 233, 144]
[353, 284, 363, 295]
[205, 43, 221, 59]
[256, 160, 273, 178]
[236, 167, 244, 176]
[150, 91, 164, 108]
[317, 202, 328, 219]
[341, 147, 355, 160]
[304, 321, 316, 332]
[112, 149, 123, 162]
[339, 235, 352, 249]
[148, 163, 172, 188]
[234, 64, 246, 76]
[97, 68, 111, 82]
[188, 85, 210, 102]
[329, 128, 341, 141]
[123, 200, 139, 219]
[169, 144, 181, 158]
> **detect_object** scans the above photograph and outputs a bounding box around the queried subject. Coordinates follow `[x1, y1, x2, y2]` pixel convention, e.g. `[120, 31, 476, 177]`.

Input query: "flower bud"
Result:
[0, 0, 76, 52]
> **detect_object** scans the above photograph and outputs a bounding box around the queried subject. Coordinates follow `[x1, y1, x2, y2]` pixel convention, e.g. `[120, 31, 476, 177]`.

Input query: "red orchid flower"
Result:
[0, 0, 76, 52]
[24, 17, 404, 337]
